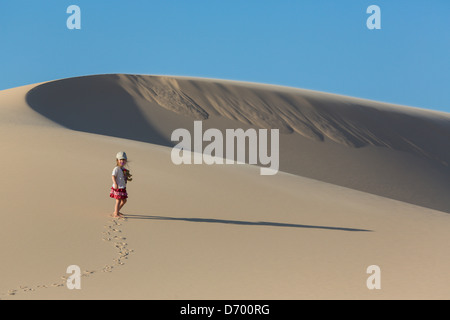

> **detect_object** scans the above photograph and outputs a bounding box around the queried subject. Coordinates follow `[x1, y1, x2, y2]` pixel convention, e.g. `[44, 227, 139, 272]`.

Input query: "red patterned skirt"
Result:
[110, 187, 128, 200]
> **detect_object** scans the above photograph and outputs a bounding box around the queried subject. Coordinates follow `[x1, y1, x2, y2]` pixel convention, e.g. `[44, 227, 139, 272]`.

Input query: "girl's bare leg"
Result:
[118, 199, 127, 216]
[113, 199, 121, 217]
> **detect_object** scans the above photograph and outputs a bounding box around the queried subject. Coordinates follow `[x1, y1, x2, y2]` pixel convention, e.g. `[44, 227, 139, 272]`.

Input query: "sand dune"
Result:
[1, 74, 449, 300]
[26, 74, 450, 213]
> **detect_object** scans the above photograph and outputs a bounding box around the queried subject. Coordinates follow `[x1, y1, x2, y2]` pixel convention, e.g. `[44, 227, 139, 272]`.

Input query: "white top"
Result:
[112, 166, 127, 189]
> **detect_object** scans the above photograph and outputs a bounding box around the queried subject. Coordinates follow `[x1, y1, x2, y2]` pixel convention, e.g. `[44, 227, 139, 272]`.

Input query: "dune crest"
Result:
[26, 74, 450, 166]
[117, 74, 450, 165]
[23, 74, 450, 213]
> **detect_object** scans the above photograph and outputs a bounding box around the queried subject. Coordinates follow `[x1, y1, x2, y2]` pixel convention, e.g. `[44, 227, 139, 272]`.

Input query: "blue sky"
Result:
[0, 0, 449, 112]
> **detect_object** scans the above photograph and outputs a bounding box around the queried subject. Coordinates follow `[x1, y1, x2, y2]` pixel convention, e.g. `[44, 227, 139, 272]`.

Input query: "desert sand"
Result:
[0, 74, 449, 300]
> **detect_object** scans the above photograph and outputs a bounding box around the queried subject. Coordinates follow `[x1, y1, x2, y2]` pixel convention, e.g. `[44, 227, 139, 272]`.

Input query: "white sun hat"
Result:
[116, 151, 128, 160]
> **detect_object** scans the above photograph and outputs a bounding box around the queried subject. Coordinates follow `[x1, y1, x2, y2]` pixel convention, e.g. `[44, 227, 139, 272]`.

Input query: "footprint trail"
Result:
[0, 217, 134, 299]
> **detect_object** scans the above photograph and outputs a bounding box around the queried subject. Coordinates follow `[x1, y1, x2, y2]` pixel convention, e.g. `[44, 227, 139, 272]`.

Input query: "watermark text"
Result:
[171, 121, 279, 175]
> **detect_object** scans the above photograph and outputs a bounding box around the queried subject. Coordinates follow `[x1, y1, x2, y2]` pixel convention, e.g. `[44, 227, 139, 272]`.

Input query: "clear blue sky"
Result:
[0, 0, 449, 111]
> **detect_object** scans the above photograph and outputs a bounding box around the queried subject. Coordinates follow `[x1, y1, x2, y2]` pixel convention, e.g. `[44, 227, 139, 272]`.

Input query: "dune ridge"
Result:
[25, 74, 450, 213]
[117, 74, 450, 165]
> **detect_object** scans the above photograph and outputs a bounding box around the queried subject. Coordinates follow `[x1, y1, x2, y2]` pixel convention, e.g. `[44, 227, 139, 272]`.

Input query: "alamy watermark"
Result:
[65, 5, 380, 31]
[66, 265, 81, 290]
[367, 5, 381, 30]
[366, 265, 381, 290]
[171, 121, 279, 175]
[67, 5, 81, 30]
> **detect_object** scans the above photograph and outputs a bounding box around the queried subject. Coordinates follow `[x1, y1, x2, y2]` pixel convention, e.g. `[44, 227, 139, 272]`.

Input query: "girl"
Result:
[110, 151, 132, 218]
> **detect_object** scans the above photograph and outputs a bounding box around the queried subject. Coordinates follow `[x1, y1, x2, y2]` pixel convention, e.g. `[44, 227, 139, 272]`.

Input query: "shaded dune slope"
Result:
[26, 74, 450, 213]
[26, 75, 172, 147]
[118, 74, 450, 166]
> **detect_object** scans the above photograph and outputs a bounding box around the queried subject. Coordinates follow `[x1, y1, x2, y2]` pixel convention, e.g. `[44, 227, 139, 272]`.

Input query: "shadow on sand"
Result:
[124, 214, 372, 232]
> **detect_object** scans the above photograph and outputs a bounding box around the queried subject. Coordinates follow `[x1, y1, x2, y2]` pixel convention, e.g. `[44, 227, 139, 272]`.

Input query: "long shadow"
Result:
[124, 214, 373, 232]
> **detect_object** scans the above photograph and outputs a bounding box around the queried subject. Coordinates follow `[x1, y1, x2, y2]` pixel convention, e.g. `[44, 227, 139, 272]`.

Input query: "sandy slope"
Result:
[0, 75, 449, 300]
[25, 74, 450, 213]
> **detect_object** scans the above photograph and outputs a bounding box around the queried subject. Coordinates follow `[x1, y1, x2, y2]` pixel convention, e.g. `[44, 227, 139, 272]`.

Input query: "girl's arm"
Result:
[112, 175, 118, 189]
